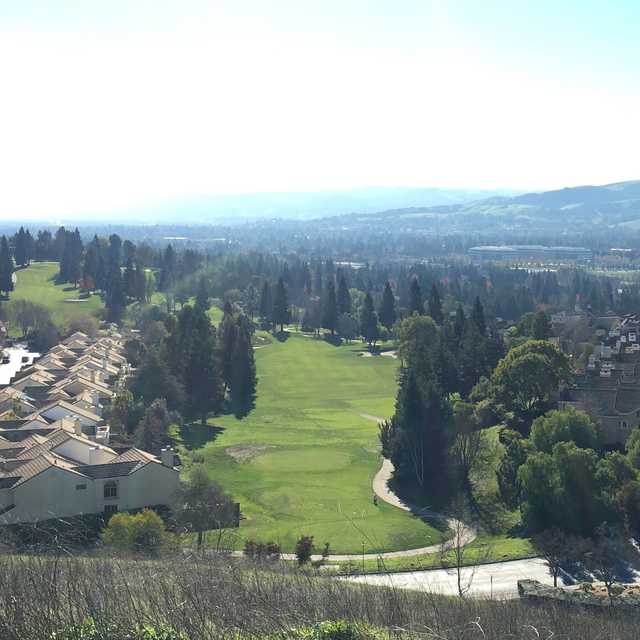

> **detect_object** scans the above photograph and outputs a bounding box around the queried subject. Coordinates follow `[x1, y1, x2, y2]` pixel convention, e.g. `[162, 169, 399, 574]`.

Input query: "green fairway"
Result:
[7, 262, 103, 329]
[179, 331, 446, 554]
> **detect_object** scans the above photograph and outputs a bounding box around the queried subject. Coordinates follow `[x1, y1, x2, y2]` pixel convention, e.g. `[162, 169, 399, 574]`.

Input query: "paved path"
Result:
[345, 558, 554, 599]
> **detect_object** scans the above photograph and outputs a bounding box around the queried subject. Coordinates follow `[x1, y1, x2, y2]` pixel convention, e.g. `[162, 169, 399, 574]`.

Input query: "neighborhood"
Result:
[0, 329, 179, 525]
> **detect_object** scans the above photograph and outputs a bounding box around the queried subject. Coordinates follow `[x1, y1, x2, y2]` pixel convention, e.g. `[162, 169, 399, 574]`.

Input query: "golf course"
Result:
[179, 331, 446, 554]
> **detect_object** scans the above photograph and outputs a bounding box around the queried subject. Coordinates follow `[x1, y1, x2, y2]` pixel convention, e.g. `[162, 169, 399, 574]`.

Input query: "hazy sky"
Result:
[1, 0, 639, 219]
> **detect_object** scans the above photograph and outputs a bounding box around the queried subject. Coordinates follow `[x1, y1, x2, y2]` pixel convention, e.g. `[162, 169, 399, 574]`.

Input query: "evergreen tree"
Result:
[159, 244, 176, 291]
[360, 291, 379, 349]
[230, 321, 257, 416]
[378, 281, 396, 331]
[322, 279, 338, 335]
[134, 263, 147, 302]
[195, 275, 210, 311]
[471, 296, 486, 335]
[24, 229, 34, 265]
[428, 284, 444, 325]
[409, 277, 424, 315]
[0, 236, 14, 297]
[259, 281, 273, 326]
[134, 398, 172, 454]
[453, 305, 466, 339]
[336, 275, 351, 315]
[105, 266, 126, 322]
[218, 307, 238, 392]
[179, 306, 224, 425]
[123, 258, 136, 300]
[13, 227, 27, 267]
[272, 277, 290, 332]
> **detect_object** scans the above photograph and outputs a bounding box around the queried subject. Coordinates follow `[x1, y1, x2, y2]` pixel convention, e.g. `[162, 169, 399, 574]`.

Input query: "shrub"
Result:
[102, 509, 166, 556]
[244, 539, 281, 560]
[295, 535, 314, 565]
[51, 618, 188, 640]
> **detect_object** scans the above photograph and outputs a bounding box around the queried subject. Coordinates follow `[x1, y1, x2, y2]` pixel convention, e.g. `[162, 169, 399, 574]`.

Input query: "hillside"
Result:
[316, 180, 640, 237]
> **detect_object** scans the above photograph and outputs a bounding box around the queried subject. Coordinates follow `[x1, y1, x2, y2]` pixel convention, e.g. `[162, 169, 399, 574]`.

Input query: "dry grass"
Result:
[0, 552, 639, 639]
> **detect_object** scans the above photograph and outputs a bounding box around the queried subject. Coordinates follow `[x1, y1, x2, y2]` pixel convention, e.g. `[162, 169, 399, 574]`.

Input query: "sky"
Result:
[0, 0, 639, 220]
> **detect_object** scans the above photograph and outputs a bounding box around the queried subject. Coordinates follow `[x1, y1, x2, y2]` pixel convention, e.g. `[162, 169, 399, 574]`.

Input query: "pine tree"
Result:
[230, 322, 257, 416]
[24, 229, 34, 265]
[409, 277, 423, 315]
[378, 281, 396, 331]
[123, 258, 136, 300]
[134, 263, 147, 302]
[183, 307, 223, 425]
[322, 279, 338, 335]
[337, 275, 351, 315]
[272, 277, 290, 333]
[360, 292, 379, 350]
[0, 236, 14, 297]
[159, 244, 176, 291]
[428, 284, 444, 325]
[471, 296, 486, 335]
[134, 398, 171, 454]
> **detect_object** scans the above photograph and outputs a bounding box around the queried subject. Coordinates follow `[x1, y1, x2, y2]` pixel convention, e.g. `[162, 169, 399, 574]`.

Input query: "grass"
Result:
[333, 534, 535, 575]
[177, 330, 446, 554]
[6, 262, 103, 330]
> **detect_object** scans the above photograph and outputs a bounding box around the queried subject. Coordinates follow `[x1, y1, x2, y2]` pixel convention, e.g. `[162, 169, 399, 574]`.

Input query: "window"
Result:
[75, 484, 87, 491]
[104, 504, 118, 517]
[103, 481, 118, 499]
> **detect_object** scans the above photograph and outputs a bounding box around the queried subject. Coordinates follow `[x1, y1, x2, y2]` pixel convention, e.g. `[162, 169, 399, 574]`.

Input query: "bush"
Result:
[102, 509, 167, 556]
[295, 535, 314, 565]
[244, 539, 281, 560]
[51, 618, 188, 640]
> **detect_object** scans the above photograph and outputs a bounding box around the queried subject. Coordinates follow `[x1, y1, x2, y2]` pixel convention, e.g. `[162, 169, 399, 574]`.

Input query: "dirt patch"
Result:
[226, 444, 272, 463]
[381, 350, 398, 358]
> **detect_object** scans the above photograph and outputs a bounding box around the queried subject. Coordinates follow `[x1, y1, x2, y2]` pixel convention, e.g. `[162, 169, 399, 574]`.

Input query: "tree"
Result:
[108, 386, 135, 435]
[490, 340, 571, 432]
[218, 309, 238, 393]
[195, 275, 210, 311]
[337, 313, 358, 343]
[530, 407, 600, 454]
[408, 277, 423, 315]
[471, 297, 486, 335]
[13, 227, 27, 267]
[105, 266, 126, 323]
[272, 277, 290, 333]
[322, 279, 338, 335]
[453, 305, 466, 339]
[533, 528, 577, 587]
[532, 311, 552, 340]
[359, 292, 379, 350]
[378, 281, 396, 331]
[183, 308, 224, 425]
[230, 322, 257, 417]
[134, 398, 172, 454]
[428, 284, 444, 325]
[172, 465, 237, 551]
[496, 434, 529, 509]
[259, 280, 273, 327]
[396, 314, 439, 373]
[585, 526, 627, 606]
[0, 236, 14, 297]
[295, 535, 314, 565]
[130, 348, 185, 412]
[336, 275, 351, 315]
[450, 401, 490, 494]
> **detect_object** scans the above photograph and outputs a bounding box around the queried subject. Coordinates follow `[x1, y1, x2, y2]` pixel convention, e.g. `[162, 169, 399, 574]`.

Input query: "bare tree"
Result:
[532, 528, 579, 587]
[439, 496, 486, 597]
[585, 528, 627, 606]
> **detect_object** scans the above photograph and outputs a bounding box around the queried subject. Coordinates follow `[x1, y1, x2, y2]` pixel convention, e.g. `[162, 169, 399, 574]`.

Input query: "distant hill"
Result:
[318, 180, 640, 234]
[104, 187, 519, 223]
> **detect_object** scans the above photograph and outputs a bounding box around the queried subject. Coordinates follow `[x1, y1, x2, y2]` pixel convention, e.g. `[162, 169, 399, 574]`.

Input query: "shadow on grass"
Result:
[323, 334, 343, 347]
[180, 421, 225, 450]
[273, 330, 289, 342]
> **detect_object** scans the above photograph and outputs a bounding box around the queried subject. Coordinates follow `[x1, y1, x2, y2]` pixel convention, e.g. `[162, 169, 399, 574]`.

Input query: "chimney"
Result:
[74, 418, 83, 436]
[160, 447, 175, 468]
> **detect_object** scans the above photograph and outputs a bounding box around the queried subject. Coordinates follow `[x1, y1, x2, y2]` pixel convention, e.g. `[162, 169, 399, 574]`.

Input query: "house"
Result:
[0, 428, 180, 525]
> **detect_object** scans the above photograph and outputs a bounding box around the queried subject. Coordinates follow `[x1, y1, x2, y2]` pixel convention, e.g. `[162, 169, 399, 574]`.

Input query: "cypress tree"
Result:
[322, 279, 338, 335]
[105, 266, 126, 322]
[428, 284, 444, 325]
[360, 292, 379, 349]
[454, 304, 466, 339]
[0, 236, 14, 297]
[471, 296, 486, 335]
[272, 277, 290, 333]
[409, 277, 423, 315]
[378, 281, 396, 331]
[218, 308, 238, 393]
[230, 322, 257, 417]
[259, 281, 273, 325]
[13, 227, 27, 267]
[336, 275, 351, 315]
[195, 275, 210, 311]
